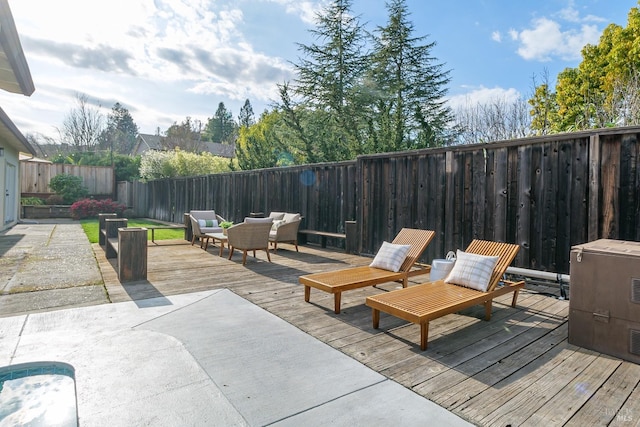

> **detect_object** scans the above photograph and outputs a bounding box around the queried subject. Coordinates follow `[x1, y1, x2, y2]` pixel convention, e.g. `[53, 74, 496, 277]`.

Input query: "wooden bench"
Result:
[98, 216, 147, 282]
[145, 224, 186, 243]
[298, 229, 346, 248]
[298, 221, 357, 253]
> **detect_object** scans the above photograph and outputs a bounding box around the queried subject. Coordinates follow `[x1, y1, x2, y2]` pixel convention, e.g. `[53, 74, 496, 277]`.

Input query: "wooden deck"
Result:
[94, 239, 640, 426]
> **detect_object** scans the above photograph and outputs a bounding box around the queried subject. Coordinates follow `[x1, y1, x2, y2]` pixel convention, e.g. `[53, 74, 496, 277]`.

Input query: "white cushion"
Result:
[283, 213, 301, 223]
[369, 241, 411, 272]
[244, 217, 273, 224]
[444, 249, 499, 292]
[271, 219, 286, 231]
[198, 219, 218, 228]
[269, 212, 285, 220]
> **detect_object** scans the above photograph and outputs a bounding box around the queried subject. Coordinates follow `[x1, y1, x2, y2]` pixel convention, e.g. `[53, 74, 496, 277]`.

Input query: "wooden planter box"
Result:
[22, 205, 72, 219]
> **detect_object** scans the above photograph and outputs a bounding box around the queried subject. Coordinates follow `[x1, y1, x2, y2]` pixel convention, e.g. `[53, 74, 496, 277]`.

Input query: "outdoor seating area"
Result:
[86, 235, 640, 426]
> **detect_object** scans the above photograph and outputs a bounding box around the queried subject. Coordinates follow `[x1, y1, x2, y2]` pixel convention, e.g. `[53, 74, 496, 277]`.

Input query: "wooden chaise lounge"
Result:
[299, 228, 435, 314]
[365, 239, 525, 350]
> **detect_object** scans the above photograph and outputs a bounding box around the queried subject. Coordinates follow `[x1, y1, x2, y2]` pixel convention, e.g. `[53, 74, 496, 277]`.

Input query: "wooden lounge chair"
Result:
[366, 239, 525, 350]
[299, 228, 435, 314]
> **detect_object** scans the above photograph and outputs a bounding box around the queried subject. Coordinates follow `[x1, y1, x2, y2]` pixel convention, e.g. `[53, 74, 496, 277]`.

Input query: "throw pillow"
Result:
[269, 212, 285, 220]
[444, 249, 499, 292]
[369, 241, 411, 272]
[271, 219, 287, 231]
[245, 217, 273, 224]
[283, 213, 301, 223]
[198, 219, 218, 228]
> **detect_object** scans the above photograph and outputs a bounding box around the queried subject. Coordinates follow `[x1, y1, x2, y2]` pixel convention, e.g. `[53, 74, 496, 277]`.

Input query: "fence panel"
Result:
[135, 127, 640, 273]
[21, 163, 114, 196]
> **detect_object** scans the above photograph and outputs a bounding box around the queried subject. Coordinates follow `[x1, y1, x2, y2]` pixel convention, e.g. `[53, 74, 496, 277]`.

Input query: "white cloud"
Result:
[265, 0, 324, 25]
[512, 17, 600, 61]
[447, 86, 522, 110]
[491, 31, 502, 43]
[556, 1, 606, 24]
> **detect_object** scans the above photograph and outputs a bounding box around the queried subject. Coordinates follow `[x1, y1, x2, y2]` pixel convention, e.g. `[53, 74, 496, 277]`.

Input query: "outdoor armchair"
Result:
[189, 210, 225, 248]
[226, 218, 273, 265]
[269, 212, 302, 252]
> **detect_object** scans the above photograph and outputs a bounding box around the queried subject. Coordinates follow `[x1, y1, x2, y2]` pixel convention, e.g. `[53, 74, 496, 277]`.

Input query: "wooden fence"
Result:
[128, 126, 640, 274]
[21, 162, 114, 197]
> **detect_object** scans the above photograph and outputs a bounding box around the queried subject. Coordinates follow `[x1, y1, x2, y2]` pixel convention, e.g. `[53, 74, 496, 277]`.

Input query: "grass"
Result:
[80, 218, 185, 243]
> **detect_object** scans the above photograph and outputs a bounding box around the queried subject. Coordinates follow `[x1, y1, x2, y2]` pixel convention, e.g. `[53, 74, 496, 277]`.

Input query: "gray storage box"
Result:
[569, 239, 640, 364]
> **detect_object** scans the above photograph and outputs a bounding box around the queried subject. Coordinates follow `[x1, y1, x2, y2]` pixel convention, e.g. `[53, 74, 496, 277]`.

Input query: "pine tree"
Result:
[100, 102, 139, 154]
[287, 0, 369, 161]
[204, 102, 237, 144]
[368, 0, 452, 150]
[238, 99, 255, 128]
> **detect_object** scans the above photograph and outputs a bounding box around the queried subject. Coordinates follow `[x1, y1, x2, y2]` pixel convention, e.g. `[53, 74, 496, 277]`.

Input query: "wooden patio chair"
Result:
[299, 228, 435, 314]
[365, 239, 525, 350]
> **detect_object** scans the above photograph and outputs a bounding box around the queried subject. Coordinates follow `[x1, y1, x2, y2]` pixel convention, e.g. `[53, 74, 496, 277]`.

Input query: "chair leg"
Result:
[265, 249, 271, 262]
[191, 235, 196, 246]
[242, 250, 248, 265]
[304, 286, 311, 302]
[228, 247, 234, 260]
[294, 241, 298, 252]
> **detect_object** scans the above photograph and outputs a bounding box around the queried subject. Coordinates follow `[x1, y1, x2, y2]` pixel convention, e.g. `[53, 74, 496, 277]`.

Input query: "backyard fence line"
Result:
[126, 126, 640, 274]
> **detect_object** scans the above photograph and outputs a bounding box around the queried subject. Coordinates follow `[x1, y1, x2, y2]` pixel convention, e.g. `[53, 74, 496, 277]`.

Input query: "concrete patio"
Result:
[0, 221, 471, 426]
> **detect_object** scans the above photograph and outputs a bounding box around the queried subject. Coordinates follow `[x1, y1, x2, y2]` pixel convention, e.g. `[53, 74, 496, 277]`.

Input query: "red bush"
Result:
[70, 198, 126, 220]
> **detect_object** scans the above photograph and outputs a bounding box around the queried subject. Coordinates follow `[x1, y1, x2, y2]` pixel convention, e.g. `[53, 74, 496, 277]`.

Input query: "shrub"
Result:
[49, 174, 89, 204]
[21, 197, 45, 205]
[70, 198, 126, 220]
[45, 195, 65, 205]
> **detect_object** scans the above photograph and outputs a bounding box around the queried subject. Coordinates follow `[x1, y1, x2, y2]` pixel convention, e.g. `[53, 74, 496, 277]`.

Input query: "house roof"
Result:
[133, 133, 163, 155]
[134, 133, 236, 158]
[202, 141, 235, 158]
[0, 0, 36, 155]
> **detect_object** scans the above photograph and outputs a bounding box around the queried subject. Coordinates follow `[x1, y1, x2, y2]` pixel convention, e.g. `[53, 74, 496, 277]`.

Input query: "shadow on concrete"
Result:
[0, 233, 25, 257]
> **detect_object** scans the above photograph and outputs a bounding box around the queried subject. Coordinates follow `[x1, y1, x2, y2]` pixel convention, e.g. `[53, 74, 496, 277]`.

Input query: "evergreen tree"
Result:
[285, 0, 369, 161]
[100, 102, 139, 154]
[368, 0, 452, 150]
[204, 102, 237, 144]
[238, 99, 255, 128]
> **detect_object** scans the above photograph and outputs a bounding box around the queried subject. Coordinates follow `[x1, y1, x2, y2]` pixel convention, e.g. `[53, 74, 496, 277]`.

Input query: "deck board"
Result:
[94, 239, 640, 426]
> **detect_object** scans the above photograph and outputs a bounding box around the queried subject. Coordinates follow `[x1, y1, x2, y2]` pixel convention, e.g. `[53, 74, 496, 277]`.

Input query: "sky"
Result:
[1, 0, 637, 143]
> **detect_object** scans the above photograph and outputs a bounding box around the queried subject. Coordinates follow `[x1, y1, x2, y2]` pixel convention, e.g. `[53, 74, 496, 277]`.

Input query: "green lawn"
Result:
[81, 218, 185, 243]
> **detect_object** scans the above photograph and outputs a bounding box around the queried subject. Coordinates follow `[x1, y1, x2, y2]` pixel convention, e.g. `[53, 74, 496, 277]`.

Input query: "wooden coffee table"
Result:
[204, 232, 228, 256]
